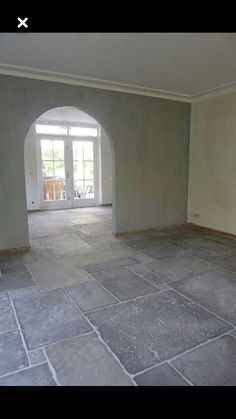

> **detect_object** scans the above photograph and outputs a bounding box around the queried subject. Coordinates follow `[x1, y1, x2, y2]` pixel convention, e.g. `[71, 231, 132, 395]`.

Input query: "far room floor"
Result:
[0, 206, 236, 385]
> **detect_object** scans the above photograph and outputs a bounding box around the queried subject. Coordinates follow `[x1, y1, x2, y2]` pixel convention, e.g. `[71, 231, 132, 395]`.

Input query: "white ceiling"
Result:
[39, 107, 97, 123]
[1, 33, 236, 100]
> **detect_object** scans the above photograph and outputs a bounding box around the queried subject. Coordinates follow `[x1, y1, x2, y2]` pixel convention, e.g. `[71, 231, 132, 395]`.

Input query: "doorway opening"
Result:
[24, 106, 113, 212]
[24, 107, 114, 246]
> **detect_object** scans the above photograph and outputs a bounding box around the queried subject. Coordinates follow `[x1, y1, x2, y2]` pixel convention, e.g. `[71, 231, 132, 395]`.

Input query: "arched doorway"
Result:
[24, 106, 114, 246]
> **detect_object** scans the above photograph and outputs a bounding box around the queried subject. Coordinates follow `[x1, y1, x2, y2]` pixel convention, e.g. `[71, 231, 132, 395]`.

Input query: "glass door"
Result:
[71, 138, 98, 207]
[39, 137, 70, 210]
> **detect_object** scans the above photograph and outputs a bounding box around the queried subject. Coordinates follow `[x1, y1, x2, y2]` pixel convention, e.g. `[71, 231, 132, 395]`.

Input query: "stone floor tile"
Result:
[0, 271, 35, 293]
[87, 290, 230, 374]
[0, 294, 16, 332]
[14, 288, 91, 350]
[170, 269, 236, 324]
[66, 281, 118, 312]
[134, 363, 189, 386]
[27, 260, 92, 291]
[29, 348, 46, 365]
[172, 335, 236, 386]
[46, 333, 133, 386]
[146, 256, 217, 282]
[93, 267, 157, 301]
[0, 363, 56, 386]
[84, 257, 138, 274]
[0, 330, 28, 377]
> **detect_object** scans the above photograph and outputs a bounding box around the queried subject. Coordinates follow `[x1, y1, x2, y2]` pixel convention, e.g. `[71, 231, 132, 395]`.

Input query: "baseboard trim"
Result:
[0, 246, 31, 254]
[113, 223, 187, 236]
[100, 203, 112, 207]
[187, 222, 236, 241]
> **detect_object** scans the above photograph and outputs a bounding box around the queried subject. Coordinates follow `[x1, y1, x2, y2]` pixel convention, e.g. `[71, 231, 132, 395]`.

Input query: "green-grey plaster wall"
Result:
[0, 75, 190, 250]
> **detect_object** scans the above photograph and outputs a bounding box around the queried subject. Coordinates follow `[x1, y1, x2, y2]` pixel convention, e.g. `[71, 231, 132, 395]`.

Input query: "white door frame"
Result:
[37, 125, 100, 210]
[69, 136, 99, 208]
[37, 135, 71, 210]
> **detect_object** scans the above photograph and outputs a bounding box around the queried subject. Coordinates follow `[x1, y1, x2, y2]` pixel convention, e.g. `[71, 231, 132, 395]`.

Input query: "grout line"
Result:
[132, 328, 234, 379]
[42, 330, 94, 350]
[80, 288, 167, 315]
[0, 327, 18, 335]
[0, 361, 47, 381]
[42, 347, 60, 386]
[81, 270, 121, 304]
[24, 265, 42, 291]
[166, 286, 236, 328]
[9, 294, 32, 367]
[63, 287, 137, 386]
[167, 362, 194, 386]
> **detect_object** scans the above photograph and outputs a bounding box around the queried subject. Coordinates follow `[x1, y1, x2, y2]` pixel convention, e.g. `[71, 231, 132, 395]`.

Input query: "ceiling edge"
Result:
[0, 63, 191, 103]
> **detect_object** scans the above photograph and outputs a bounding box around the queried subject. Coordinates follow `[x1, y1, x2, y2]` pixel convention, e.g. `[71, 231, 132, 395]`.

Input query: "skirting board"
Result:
[187, 223, 236, 241]
[0, 246, 31, 255]
[113, 224, 187, 236]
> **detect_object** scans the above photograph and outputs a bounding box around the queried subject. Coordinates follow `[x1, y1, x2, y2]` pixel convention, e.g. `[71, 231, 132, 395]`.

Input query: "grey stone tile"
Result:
[146, 256, 217, 282]
[179, 237, 234, 256]
[0, 363, 56, 386]
[29, 348, 46, 365]
[141, 272, 169, 286]
[0, 252, 36, 268]
[27, 260, 92, 291]
[70, 249, 111, 266]
[134, 253, 158, 265]
[93, 268, 157, 301]
[0, 272, 35, 293]
[142, 243, 190, 260]
[14, 289, 91, 350]
[0, 294, 16, 332]
[127, 263, 152, 276]
[87, 290, 230, 374]
[10, 286, 41, 300]
[229, 330, 236, 339]
[155, 283, 173, 291]
[84, 257, 138, 274]
[206, 255, 236, 273]
[46, 333, 133, 386]
[128, 239, 157, 250]
[134, 363, 189, 386]
[0, 330, 28, 376]
[66, 281, 118, 312]
[71, 247, 137, 266]
[1, 266, 28, 275]
[172, 336, 236, 386]
[170, 269, 236, 324]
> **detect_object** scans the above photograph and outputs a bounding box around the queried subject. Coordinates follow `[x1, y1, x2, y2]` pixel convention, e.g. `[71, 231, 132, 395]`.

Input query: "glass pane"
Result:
[54, 161, 65, 179]
[84, 181, 94, 199]
[42, 161, 53, 179]
[44, 179, 55, 201]
[54, 179, 66, 200]
[74, 180, 85, 199]
[73, 161, 83, 179]
[84, 161, 94, 180]
[41, 140, 53, 160]
[73, 141, 83, 161]
[36, 124, 67, 135]
[83, 142, 93, 161]
[53, 141, 64, 160]
[69, 127, 97, 137]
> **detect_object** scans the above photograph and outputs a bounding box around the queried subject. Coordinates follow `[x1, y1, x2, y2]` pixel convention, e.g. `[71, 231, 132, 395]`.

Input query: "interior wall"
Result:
[24, 124, 40, 210]
[24, 122, 112, 210]
[188, 92, 236, 234]
[100, 128, 113, 204]
[0, 75, 190, 250]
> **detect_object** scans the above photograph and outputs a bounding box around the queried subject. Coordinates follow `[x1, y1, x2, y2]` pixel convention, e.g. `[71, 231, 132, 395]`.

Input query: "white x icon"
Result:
[17, 17, 28, 28]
